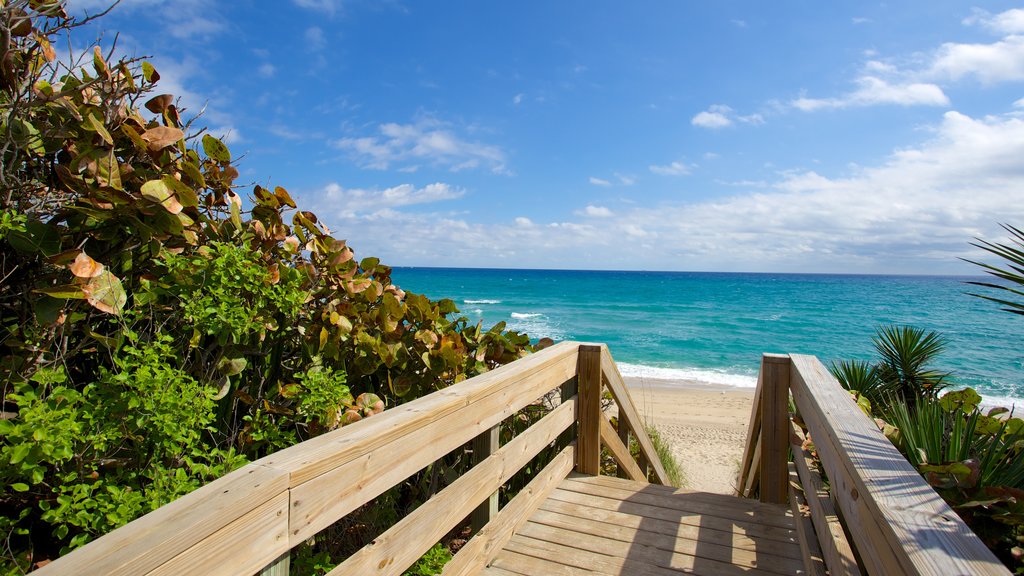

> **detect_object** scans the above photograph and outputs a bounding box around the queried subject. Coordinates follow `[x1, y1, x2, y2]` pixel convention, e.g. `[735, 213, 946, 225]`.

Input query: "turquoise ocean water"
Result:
[391, 268, 1024, 405]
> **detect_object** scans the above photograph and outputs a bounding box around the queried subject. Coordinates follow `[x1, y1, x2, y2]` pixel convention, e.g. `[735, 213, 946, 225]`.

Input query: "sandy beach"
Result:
[625, 377, 755, 494]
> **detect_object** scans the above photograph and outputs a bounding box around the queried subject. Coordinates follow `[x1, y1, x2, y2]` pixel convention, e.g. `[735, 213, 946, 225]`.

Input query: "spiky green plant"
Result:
[964, 223, 1024, 317]
[830, 359, 886, 406]
[872, 325, 949, 404]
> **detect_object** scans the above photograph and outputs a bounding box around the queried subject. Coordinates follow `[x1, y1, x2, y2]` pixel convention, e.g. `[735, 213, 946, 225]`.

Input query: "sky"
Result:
[68, 0, 1024, 274]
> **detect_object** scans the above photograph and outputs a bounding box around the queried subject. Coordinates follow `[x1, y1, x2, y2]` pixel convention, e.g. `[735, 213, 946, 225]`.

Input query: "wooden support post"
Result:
[576, 345, 602, 475]
[259, 552, 290, 576]
[616, 410, 631, 479]
[471, 425, 500, 534]
[760, 354, 790, 504]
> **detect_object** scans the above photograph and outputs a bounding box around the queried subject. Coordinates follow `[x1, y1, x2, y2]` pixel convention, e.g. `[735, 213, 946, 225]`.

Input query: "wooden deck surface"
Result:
[483, 474, 808, 575]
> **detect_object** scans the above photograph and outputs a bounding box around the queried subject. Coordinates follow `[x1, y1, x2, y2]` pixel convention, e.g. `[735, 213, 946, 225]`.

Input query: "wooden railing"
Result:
[34, 342, 666, 576]
[738, 353, 1010, 576]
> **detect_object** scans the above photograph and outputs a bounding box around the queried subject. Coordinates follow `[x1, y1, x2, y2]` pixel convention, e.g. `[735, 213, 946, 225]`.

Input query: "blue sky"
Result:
[72, 1, 1024, 274]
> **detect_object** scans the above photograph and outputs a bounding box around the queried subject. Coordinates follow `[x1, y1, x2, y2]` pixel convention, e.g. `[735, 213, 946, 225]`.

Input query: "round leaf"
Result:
[202, 134, 231, 163]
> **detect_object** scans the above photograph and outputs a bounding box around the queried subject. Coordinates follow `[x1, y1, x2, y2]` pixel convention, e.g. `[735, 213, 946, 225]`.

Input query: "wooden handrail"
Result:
[739, 353, 1010, 576]
[34, 341, 666, 576]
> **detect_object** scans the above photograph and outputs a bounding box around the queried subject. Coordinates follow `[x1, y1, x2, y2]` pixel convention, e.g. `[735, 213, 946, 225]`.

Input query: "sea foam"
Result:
[464, 299, 501, 304]
[618, 362, 758, 388]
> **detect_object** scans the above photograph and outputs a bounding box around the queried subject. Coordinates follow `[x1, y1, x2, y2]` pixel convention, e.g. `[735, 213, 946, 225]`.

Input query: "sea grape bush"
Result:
[0, 3, 532, 571]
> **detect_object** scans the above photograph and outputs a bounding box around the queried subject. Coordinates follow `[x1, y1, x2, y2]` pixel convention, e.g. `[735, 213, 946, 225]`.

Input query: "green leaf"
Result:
[8, 220, 60, 256]
[87, 113, 114, 145]
[10, 443, 31, 464]
[202, 134, 231, 163]
[141, 61, 159, 83]
[141, 179, 184, 214]
[11, 483, 29, 492]
[35, 285, 86, 299]
[82, 269, 127, 315]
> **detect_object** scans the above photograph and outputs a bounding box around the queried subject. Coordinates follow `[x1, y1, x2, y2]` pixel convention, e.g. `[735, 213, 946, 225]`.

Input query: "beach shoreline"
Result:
[624, 376, 754, 494]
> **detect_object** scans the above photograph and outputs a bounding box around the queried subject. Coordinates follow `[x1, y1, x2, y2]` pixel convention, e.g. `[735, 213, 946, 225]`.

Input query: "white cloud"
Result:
[319, 182, 463, 217]
[615, 173, 636, 186]
[305, 26, 327, 51]
[258, 63, 276, 78]
[581, 205, 614, 217]
[333, 118, 508, 174]
[589, 177, 612, 187]
[649, 161, 692, 176]
[731, 19, 748, 28]
[792, 76, 949, 111]
[692, 105, 733, 128]
[852, 17, 872, 25]
[964, 8, 1024, 35]
[929, 35, 1024, 84]
[294, 0, 343, 16]
[692, 105, 764, 129]
[512, 93, 524, 105]
[313, 110, 1024, 273]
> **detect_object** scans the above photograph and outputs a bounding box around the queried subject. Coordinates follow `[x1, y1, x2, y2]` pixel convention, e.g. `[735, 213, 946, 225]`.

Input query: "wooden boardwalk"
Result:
[486, 474, 806, 575]
[34, 342, 1010, 576]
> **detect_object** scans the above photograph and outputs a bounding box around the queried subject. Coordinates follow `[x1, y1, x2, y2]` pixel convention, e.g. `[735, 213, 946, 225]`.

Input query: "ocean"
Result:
[390, 268, 1024, 405]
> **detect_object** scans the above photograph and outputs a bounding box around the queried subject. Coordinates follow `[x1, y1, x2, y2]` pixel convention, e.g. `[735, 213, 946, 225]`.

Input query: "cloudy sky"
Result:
[73, 1, 1024, 274]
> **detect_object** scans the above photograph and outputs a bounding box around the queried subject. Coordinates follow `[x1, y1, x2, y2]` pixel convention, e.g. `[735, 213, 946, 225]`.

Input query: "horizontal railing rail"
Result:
[739, 353, 1010, 576]
[35, 341, 666, 576]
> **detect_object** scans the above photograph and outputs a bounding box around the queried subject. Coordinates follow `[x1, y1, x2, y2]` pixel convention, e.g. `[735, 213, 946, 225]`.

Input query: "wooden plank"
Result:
[499, 534, 678, 576]
[526, 507, 806, 574]
[742, 434, 762, 498]
[599, 346, 671, 485]
[616, 407, 631, 479]
[554, 478, 799, 534]
[493, 542, 630, 576]
[472, 425, 500, 534]
[443, 445, 576, 576]
[512, 523, 789, 576]
[282, 343, 579, 543]
[788, 463, 828, 576]
[789, 354, 1008, 576]
[148, 492, 289, 576]
[32, 464, 288, 576]
[760, 354, 790, 504]
[260, 340, 579, 485]
[790, 421, 860, 576]
[737, 360, 768, 495]
[537, 497, 804, 560]
[576, 344, 602, 475]
[599, 413, 646, 482]
[333, 400, 576, 576]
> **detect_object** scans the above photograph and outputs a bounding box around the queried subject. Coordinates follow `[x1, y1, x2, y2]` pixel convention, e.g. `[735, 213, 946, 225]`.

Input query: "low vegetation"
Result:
[832, 319, 1024, 570]
[0, 4, 534, 572]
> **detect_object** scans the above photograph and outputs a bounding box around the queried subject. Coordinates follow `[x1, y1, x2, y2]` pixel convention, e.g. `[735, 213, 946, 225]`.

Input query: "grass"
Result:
[646, 424, 686, 488]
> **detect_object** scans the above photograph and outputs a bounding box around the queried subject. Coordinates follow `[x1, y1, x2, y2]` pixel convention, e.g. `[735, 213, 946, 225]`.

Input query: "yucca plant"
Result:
[832, 325, 949, 413]
[873, 325, 950, 404]
[964, 223, 1024, 317]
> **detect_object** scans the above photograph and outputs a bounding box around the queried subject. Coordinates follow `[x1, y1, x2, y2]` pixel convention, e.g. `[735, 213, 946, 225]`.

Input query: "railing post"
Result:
[576, 345, 602, 475]
[471, 425, 499, 534]
[760, 354, 791, 504]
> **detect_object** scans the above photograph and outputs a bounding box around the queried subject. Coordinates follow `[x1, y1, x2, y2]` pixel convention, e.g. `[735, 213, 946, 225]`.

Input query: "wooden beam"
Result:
[790, 421, 860, 576]
[31, 464, 289, 576]
[441, 445, 575, 576]
[599, 346, 670, 485]
[281, 343, 579, 543]
[737, 363, 766, 496]
[576, 344, 602, 475]
[332, 399, 576, 576]
[598, 414, 646, 482]
[760, 354, 790, 504]
[789, 463, 828, 576]
[471, 425, 500, 534]
[615, 409, 631, 479]
[259, 552, 290, 576]
[789, 354, 1008, 576]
